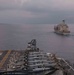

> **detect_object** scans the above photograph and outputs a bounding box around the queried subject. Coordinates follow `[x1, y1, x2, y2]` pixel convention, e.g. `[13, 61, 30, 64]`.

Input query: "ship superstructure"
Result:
[54, 20, 70, 35]
[26, 39, 56, 71]
[24, 39, 64, 75]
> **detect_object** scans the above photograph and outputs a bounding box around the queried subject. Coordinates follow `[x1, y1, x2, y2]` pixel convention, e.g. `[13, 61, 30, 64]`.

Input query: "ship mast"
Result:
[62, 20, 65, 24]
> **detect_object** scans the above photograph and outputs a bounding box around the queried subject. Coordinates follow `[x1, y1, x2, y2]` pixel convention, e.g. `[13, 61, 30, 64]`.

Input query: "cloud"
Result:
[0, 0, 74, 11]
[0, 0, 74, 24]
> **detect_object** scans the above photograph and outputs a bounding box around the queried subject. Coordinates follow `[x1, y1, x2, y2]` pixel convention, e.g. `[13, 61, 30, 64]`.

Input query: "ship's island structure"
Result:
[54, 20, 70, 35]
[0, 39, 74, 75]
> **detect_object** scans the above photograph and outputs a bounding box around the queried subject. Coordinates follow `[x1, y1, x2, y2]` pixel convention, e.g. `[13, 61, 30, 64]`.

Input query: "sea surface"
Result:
[0, 24, 74, 63]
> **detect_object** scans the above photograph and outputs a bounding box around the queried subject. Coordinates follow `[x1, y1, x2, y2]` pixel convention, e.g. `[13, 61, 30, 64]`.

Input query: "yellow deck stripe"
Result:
[0, 50, 11, 68]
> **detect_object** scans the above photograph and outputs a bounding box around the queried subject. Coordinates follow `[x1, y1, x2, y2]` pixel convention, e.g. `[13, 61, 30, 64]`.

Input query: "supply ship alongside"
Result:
[54, 20, 70, 35]
[0, 39, 74, 75]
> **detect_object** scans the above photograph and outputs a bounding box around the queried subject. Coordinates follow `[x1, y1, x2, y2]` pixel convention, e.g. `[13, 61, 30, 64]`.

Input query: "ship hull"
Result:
[54, 30, 70, 36]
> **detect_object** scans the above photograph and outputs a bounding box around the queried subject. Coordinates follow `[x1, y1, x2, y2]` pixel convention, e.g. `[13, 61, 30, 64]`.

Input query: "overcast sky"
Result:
[0, 0, 74, 24]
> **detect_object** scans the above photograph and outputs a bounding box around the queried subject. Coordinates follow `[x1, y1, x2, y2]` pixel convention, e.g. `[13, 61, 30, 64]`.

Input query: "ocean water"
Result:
[0, 24, 74, 63]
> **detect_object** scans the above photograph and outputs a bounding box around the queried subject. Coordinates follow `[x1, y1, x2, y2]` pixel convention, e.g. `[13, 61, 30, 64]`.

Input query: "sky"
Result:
[0, 0, 74, 24]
